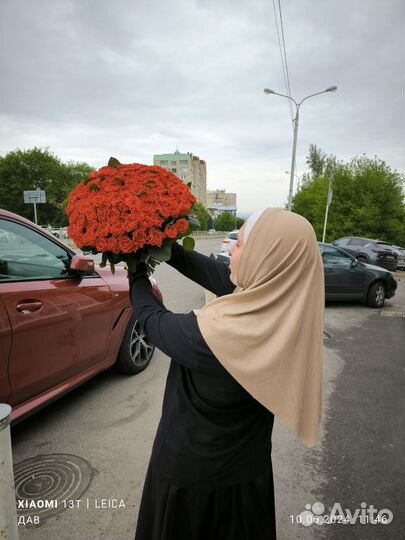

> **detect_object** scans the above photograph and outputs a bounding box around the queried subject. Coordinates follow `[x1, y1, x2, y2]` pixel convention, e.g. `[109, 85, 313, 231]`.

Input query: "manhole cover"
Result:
[14, 454, 97, 522]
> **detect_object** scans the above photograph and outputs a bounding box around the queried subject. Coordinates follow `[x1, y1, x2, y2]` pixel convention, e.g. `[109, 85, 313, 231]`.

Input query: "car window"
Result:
[321, 246, 353, 266]
[347, 238, 365, 246]
[227, 233, 238, 240]
[0, 219, 72, 282]
[334, 238, 349, 246]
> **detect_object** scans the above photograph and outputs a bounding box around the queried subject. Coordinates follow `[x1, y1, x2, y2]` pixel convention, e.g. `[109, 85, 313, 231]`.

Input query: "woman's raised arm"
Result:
[165, 241, 236, 297]
[129, 273, 223, 373]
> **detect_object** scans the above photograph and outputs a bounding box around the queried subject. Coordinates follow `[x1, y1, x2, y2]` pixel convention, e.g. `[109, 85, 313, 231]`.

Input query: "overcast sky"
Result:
[0, 0, 404, 214]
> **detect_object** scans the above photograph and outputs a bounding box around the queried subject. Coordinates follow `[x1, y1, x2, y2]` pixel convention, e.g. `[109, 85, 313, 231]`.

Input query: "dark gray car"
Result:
[319, 243, 397, 307]
[333, 236, 398, 271]
[215, 243, 397, 308]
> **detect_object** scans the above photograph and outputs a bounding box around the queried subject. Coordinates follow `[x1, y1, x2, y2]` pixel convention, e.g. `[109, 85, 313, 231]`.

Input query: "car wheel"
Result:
[357, 256, 368, 263]
[366, 281, 386, 308]
[115, 314, 155, 374]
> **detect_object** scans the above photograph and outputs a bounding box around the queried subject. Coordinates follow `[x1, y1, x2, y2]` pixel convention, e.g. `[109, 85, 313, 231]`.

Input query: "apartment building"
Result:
[153, 150, 207, 206]
[206, 189, 237, 218]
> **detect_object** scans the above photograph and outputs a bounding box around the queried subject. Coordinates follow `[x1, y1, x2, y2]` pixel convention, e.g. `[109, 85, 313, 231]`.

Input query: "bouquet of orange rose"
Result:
[67, 157, 199, 275]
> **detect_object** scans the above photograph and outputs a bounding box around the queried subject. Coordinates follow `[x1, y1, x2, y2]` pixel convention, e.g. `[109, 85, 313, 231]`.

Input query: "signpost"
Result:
[322, 172, 334, 243]
[23, 189, 46, 224]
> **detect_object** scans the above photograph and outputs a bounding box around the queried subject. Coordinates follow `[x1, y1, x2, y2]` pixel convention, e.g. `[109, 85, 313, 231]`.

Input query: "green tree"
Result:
[0, 147, 94, 225]
[306, 144, 327, 178]
[292, 151, 405, 245]
[214, 212, 237, 231]
[191, 202, 212, 230]
[306, 144, 337, 179]
[235, 217, 246, 229]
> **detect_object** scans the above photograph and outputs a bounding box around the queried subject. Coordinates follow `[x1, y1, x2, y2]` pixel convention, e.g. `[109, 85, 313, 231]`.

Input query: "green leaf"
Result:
[187, 216, 201, 229]
[183, 236, 195, 251]
[99, 252, 108, 268]
[148, 244, 172, 262]
[110, 252, 122, 265]
[108, 157, 121, 168]
[186, 181, 192, 188]
[126, 254, 140, 273]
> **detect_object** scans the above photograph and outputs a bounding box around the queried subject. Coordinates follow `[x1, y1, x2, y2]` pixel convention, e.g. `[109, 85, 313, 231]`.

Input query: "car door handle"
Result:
[16, 301, 43, 314]
[324, 268, 334, 273]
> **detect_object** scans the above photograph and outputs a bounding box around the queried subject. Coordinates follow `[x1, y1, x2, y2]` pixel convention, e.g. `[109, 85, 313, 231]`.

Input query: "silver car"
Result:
[219, 230, 239, 253]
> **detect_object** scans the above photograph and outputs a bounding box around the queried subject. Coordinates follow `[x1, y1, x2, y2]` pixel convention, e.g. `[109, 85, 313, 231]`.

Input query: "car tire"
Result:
[115, 314, 155, 374]
[357, 256, 368, 263]
[366, 281, 386, 308]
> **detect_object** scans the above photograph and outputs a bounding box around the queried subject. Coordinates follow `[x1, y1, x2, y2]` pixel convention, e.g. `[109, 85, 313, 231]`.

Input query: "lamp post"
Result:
[285, 171, 302, 192]
[264, 85, 337, 211]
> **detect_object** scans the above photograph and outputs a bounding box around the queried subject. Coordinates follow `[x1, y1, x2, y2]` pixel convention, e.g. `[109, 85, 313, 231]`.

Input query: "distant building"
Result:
[153, 150, 207, 206]
[206, 189, 237, 218]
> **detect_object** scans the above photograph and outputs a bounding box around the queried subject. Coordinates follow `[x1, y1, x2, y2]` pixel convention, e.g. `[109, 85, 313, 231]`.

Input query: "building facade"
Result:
[206, 189, 237, 218]
[153, 150, 207, 206]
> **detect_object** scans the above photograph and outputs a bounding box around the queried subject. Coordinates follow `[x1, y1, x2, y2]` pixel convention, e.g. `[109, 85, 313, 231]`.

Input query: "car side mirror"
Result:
[70, 255, 95, 276]
[351, 259, 359, 267]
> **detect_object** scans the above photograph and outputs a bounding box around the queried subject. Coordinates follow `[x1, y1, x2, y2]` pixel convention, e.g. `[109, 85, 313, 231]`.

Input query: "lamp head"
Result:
[325, 85, 338, 92]
[264, 88, 275, 94]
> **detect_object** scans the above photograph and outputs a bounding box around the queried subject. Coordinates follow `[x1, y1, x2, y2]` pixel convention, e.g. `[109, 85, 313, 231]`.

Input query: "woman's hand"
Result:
[128, 261, 149, 285]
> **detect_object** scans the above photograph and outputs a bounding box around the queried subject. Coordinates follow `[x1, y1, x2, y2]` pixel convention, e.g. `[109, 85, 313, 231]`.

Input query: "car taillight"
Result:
[372, 249, 397, 259]
[371, 249, 385, 256]
[223, 240, 230, 244]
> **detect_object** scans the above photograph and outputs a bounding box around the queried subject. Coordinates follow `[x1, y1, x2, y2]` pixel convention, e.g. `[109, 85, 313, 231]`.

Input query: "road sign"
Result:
[23, 189, 46, 204]
[23, 189, 46, 224]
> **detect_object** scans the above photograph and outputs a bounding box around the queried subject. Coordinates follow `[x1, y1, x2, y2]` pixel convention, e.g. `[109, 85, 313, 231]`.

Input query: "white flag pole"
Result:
[322, 172, 334, 242]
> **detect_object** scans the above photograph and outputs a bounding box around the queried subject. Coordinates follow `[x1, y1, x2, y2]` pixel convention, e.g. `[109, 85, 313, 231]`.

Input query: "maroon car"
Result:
[0, 209, 162, 423]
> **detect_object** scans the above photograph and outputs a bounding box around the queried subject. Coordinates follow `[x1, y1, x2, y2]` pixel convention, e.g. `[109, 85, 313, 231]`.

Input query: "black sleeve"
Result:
[165, 241, 236, 297]
[130, 274, 222, 372]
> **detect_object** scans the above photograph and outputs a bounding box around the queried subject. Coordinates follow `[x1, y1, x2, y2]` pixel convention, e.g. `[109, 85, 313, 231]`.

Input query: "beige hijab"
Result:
[193, 208, 324, 447]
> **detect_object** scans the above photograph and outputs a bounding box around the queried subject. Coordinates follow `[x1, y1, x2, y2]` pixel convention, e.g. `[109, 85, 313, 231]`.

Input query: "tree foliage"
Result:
[235, 216, 246, 229]
[214, 212, 237, 231]
[305, 143, 337, 180]
[0, 148, 94, 225]
[293, 149, 405, 245]
[191, 202, 212, 230]
[306, 144, 327, 178]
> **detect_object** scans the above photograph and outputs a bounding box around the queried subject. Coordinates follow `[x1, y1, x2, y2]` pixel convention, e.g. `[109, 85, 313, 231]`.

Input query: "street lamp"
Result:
[264, 85, 337, 211]
[285, 170, 302, 192]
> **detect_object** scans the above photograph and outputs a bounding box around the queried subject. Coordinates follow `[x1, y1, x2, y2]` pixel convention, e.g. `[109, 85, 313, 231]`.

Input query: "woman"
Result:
[129, 207, 324, 540]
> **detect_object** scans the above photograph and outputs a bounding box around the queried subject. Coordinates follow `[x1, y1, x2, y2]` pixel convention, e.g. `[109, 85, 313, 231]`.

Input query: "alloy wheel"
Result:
[375, 284, 385, 306]
[129, 320, 154, 367]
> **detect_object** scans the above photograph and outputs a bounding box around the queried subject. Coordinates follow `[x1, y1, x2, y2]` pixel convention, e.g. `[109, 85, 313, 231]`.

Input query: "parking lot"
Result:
[10, 238, 404, 540]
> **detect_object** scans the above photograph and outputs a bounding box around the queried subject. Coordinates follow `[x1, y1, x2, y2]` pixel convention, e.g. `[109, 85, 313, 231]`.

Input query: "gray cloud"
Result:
[0, 0, 403, 213]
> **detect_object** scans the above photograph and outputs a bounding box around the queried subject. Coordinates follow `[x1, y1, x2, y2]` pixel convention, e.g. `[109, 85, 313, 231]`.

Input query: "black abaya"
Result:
[130, 242, 276, 540]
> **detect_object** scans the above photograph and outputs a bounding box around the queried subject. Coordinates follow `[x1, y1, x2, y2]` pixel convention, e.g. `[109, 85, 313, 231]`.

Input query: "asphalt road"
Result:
[10, 238, 404, 540]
